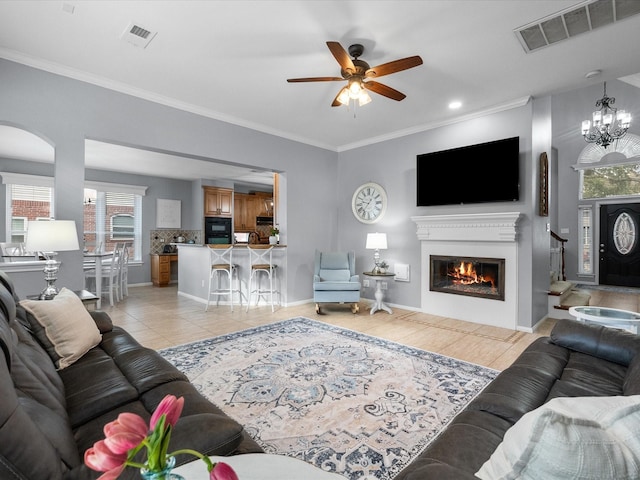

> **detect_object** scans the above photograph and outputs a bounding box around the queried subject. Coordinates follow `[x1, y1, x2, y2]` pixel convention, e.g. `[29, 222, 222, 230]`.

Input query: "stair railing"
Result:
[550, 231, 567, 282]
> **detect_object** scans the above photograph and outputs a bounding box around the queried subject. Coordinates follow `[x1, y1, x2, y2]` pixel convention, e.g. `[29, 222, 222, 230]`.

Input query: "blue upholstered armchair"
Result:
[313, 250, 361, 314]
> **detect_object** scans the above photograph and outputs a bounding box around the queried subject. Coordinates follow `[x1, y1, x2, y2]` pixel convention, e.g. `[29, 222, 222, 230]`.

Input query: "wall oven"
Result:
[204, 217, 232, 244]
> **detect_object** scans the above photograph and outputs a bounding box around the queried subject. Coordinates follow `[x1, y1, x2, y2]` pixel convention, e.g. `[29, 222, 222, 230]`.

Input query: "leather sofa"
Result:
[0, 270, 263, 480]
[395, 318, 640, 479]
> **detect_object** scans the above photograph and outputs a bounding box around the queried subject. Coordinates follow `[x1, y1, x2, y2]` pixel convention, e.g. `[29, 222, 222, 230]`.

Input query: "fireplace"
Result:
[412, 212, 521, 330]
[430, 255, 505, 301]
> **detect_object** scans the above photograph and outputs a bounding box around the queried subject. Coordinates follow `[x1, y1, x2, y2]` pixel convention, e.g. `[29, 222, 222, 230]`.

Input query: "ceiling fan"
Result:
[287, 41, 423, 107]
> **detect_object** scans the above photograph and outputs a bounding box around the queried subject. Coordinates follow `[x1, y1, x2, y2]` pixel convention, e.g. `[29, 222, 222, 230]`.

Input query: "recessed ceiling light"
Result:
[585, 69, 602, 79]
[449, 101, 462, 110]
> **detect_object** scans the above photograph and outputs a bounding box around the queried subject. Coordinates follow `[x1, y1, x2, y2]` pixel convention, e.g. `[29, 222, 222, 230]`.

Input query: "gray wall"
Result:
[337, 102, 551, 329]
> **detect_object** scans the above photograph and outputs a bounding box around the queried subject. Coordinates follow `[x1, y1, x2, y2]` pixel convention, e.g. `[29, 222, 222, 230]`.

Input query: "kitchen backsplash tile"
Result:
[150, 229, 202, 254]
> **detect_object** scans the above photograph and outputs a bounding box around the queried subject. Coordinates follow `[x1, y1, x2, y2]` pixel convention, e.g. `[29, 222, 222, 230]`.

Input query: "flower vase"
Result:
[140, 456, 185, 480]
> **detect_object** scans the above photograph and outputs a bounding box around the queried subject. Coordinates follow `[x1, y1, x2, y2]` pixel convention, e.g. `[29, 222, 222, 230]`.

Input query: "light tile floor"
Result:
[101, 284, 638, 370]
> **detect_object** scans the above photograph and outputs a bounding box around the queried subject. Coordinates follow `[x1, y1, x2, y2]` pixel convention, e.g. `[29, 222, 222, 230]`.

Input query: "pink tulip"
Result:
[104, 412, 148, 438]
[84, 440, 127, 476]
[210, 462, 239, 480]
[102, 413, 148, 453]
[104, 431, 146, 454]
[150, 394, 185, 429]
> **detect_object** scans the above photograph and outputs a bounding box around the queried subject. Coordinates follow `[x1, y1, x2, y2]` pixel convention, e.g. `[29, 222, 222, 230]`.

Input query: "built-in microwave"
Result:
[256, 216, 273, 226]
[204, 217, 232, 244]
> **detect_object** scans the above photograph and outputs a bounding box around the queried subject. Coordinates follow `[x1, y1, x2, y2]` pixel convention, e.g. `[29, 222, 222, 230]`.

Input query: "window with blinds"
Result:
[3, 176, 144, 263]
[111, 214, 134, 239]
[9, 184, 53, 241]
[83, 188, 141, 261]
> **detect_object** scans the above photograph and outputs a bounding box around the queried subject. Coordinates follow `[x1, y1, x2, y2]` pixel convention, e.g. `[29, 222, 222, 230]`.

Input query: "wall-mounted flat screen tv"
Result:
[416, 136, 520, 207]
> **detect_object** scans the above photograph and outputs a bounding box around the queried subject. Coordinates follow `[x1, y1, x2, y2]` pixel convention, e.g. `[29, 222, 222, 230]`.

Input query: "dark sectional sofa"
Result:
[0, 270, 263, 480]
[396, 317, 640, 479]
[3, 264, 640, 480]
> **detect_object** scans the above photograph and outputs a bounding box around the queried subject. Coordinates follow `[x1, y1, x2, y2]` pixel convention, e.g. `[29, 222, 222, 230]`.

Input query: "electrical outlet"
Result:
[381, 282, 388, 290]
[201, 280, 204, 287]
[363, 279, 370, 287]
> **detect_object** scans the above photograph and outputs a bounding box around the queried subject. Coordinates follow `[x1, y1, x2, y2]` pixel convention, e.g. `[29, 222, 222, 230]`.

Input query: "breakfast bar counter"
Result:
[176, 244, 287, 307]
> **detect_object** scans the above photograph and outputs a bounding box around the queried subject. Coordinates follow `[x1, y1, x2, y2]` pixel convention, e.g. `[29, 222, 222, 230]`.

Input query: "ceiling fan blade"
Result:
[364, 81, 406, 101]
[287, 77, 345, 83]
[326, 41, 356, 74]
[366, 56, 423, 78]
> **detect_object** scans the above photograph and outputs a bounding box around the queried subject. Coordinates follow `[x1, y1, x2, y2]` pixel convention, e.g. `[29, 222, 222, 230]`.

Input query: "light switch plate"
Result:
[394, 263, 410, 282]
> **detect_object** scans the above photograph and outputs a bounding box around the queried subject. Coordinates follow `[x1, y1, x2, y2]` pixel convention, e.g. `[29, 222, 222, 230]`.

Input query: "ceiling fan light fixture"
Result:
[337, 87, 350, 106]
[348, 78, 363, 98]
[358, 90, 372, 107]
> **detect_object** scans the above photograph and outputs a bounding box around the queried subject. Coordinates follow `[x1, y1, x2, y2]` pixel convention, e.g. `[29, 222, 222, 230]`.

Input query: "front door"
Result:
[599, 203, 640, 287]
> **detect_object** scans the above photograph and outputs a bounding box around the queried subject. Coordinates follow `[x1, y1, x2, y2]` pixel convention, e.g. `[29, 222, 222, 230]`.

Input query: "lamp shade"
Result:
[25, 220, 80, 252]
[366, 233, 387, 250]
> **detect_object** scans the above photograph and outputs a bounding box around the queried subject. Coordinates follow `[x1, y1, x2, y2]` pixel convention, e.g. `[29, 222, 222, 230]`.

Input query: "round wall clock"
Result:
[352, 182, 387, 224]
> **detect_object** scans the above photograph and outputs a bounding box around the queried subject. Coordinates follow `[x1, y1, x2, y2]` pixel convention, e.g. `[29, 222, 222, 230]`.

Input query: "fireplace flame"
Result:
[449, 261, 495, 289]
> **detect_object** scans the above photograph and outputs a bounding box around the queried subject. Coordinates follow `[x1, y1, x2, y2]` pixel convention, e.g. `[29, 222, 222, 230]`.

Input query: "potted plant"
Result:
[269, 226, 280, 245]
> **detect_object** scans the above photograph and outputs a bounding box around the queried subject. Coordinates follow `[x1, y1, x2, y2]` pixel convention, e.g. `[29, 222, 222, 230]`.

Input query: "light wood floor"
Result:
[101, 285, 639, 371]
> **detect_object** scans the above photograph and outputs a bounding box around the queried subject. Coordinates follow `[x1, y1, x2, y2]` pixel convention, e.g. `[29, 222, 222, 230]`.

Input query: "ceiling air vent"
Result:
[514, 0, 640, 53]
[121, 22, 157, 48]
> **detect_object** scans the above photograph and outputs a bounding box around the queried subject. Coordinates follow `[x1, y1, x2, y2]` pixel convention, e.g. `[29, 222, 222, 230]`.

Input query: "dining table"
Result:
[83, 251, 114, 309]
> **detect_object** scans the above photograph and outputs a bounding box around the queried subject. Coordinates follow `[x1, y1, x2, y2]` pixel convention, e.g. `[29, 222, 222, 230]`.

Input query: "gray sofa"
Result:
[0, 270, 263, 480]
[395, 318, 640, 479]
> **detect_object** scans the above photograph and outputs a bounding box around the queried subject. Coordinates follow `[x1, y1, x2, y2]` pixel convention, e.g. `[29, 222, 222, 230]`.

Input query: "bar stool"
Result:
[246, 245, 279, 312]
[206, 245, 243, 311]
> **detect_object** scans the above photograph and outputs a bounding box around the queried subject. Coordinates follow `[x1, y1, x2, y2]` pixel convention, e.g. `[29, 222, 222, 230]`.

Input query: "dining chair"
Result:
[84, 247, 121, 306]
[246, 245, 279, 312]
[206, 245, 243, 311]
[119, 242, 131, 299]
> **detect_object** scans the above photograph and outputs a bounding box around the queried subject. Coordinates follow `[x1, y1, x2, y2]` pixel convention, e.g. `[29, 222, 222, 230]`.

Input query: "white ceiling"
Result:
[1, 0, 640, 182]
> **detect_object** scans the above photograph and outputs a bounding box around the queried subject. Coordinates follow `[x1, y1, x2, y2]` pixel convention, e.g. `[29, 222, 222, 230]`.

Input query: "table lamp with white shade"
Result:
[366, 232, 388, 274]
[25, 220, 80, 299]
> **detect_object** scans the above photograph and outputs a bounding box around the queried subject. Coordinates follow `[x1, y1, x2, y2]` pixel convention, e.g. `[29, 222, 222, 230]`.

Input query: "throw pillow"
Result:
[475, 395, 640, 480]
[19, 288, 101, 369]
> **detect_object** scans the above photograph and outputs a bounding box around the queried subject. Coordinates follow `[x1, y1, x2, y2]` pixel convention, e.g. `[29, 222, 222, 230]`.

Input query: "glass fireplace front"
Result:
[430, 255, 505, 301]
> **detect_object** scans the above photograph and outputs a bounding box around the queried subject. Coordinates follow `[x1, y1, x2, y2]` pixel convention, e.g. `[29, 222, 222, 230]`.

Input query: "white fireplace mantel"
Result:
[411, 212, 521, 242]
[411, 212, 522, 330]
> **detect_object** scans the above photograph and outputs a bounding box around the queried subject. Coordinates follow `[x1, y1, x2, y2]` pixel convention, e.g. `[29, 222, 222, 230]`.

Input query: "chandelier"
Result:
[581, 82, 631, 149]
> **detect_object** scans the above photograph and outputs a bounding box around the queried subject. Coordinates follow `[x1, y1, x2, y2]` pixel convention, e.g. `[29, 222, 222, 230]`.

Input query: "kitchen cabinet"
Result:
[234, 193, 260, 232]
[203, 187, 232, 217]
[254, 192, 274, 216]
[234, 193, 273, 232]
[151, 254, 178, 286]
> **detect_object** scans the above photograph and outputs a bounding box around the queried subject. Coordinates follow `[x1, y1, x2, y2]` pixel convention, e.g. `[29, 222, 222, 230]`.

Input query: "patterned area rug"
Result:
[159, 318, 498, 479]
